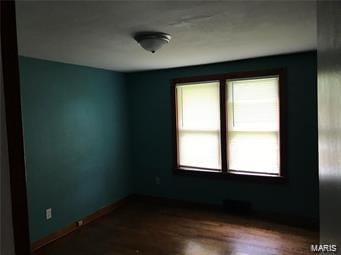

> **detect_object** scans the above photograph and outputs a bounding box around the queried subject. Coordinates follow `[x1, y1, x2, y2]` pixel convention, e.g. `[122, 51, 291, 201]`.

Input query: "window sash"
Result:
[176, 81, 221, 170]
[226, 76, 280, 175]
[228, 131, 280, 174]
[178, 130, 221, 170]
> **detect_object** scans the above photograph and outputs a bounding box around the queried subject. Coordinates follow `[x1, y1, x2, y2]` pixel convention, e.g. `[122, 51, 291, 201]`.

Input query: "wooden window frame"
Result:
[171, 69, 287, 182]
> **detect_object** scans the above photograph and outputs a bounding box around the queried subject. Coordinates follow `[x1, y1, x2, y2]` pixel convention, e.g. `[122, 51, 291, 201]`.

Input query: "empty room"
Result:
[2, 1, 340, 255]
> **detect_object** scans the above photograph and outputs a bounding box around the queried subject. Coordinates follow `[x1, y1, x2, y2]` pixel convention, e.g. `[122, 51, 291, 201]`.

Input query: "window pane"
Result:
[227, 77, 280, 174]
[177, 82, 220, 131]
[228, 77, 279, 131]
[176, 82, 221, 169]
[179, 131, 220, 169]
[228, 132, 279, 174]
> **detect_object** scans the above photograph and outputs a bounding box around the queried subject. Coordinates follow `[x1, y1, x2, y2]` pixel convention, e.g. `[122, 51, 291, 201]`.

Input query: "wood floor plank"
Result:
[34, 197, 318, 255]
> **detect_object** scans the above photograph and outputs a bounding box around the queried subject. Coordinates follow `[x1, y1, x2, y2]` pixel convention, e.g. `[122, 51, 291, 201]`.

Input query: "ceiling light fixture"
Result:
[134, 32, 171, 53]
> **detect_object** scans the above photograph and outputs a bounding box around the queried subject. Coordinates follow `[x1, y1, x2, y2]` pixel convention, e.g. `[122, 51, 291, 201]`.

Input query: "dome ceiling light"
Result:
[134, 32, 171, 53]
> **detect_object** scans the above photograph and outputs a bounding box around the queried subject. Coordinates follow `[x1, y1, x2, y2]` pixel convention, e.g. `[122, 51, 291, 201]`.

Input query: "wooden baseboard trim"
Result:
[31, 196, 130, 252]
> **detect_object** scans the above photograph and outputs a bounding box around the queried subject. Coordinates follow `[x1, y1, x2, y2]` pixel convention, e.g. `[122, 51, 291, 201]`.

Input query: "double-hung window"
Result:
[172, 70, 285, 178]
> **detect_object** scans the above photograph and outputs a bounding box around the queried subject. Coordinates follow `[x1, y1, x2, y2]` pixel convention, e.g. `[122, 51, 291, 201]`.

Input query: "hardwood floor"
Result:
[33, 196, 318, 255]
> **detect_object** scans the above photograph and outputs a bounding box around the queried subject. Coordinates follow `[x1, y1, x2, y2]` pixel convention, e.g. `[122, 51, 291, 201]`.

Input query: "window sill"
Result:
[174, 167, 286, 183]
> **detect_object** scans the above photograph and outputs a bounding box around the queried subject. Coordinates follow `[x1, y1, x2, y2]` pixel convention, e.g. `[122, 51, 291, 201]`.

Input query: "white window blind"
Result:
[176, 82, 221, 169]
[227, 77, 280, 174]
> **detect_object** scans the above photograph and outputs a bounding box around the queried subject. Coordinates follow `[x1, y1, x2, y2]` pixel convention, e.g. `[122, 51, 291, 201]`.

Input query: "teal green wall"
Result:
[19, 57, 131, 241]
[127, 51, 318, 221]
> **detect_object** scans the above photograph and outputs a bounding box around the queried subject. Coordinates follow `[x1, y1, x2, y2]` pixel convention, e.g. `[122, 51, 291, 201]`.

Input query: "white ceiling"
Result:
[15, 1, 317, 72]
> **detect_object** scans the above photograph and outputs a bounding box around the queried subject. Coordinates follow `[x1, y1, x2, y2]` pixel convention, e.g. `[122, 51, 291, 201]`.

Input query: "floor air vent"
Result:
[222, 199, 252, 215]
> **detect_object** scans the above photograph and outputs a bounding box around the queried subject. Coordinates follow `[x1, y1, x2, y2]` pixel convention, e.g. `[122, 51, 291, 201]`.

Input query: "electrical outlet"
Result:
[155, 176, 161, 185]
[46, 208, 52, 220]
